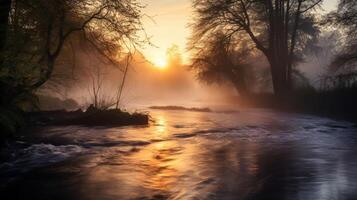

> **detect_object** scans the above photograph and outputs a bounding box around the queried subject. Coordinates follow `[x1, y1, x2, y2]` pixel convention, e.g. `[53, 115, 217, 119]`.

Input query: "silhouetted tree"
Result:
[0, 0, 145, 135]
[164, 45, 193, 91]
[0, 0, 144, 105]
[190, 33, 252, 96]
[327, 0, 357, 70]
[191, 0, 322, 96]
[0, 0, 12, 51]
[166, 44, 183, 67]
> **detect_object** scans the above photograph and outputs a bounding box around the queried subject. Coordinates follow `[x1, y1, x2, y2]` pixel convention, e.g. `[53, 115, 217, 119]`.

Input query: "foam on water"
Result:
[0, 143, 83, 174]
[1, 108, 357, 200]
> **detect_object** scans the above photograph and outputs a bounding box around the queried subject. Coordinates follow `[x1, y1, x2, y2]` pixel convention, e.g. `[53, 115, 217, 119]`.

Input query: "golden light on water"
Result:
[155, 115, 167, 135]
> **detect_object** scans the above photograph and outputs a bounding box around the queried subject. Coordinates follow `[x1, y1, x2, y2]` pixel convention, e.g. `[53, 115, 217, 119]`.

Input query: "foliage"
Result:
[0, 0, 145, 137]
[190, 32, 254, 96]
[190, 0, 322, 95]
[327, 0, 357, 70]
[75, 108, 148, 126]
[1, 0, 144, 90]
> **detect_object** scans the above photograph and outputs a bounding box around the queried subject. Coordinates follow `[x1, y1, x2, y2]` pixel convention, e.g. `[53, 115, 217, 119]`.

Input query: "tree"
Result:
[190, 32, 252, 96]
[190, 0, 322, 96]
[166, 44, 183, 67]
[327, 0, 357, 70]
[0, 0, 144, 105]
[0, 0, 12, 51]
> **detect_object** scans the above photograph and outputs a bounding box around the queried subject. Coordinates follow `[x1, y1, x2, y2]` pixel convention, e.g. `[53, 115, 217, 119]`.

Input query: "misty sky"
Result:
[141, 0, 339, 64]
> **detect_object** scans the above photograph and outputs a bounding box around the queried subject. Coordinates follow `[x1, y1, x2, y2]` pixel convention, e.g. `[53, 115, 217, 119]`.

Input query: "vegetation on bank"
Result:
[27, 106, 149, 127]
[0, 0, 146, 139]
[189, 0, 323, 96]
[187, 0, 357, 121]
[189, 1, 357, 97]
[237, 88, 357, 123]
[1, 105, 149, 143]
[1, 0, 357, 140]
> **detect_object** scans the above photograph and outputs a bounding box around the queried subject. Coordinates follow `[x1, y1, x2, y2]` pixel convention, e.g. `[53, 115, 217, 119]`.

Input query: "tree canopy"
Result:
[327, 0, 357, 71]
[0, 0, 145, 107]
[190, 32, 254, 96]
[190, 0, 322, 96]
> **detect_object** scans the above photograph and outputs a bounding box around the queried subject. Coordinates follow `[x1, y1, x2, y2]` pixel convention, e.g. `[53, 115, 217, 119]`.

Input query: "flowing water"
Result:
[1, 108, 357, 200]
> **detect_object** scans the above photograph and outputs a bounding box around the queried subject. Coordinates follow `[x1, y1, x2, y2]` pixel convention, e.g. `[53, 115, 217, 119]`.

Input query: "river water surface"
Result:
[1, 108, 357, 200]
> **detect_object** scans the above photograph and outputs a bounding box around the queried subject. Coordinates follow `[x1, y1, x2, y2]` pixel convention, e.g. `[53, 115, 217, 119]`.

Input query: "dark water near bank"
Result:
[1, 108, 357, 200]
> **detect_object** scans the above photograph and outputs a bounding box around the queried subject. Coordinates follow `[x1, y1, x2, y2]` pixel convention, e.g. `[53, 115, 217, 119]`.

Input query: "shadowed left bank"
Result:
[0, 0, 147, 141]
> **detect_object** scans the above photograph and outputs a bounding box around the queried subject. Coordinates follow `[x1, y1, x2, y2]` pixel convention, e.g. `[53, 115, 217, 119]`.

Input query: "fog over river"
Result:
[1, 107, 357, 200]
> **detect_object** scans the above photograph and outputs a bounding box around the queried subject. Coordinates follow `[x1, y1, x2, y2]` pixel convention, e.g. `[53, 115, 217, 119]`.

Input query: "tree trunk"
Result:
[268, 55, 290, 97]
[262, 0, 296, 97]
[31, 57, 55, 89]
[0, 0, 12, 105]
[0, 0, 12, 51]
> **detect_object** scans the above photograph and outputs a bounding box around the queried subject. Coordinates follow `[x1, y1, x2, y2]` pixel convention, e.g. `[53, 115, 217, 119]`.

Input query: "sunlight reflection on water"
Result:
[155, 115, 168, 137]
[1, 109, 357, 200]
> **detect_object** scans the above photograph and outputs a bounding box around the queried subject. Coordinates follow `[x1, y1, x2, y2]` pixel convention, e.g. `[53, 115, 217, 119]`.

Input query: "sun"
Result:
[153, 57, 167, 69]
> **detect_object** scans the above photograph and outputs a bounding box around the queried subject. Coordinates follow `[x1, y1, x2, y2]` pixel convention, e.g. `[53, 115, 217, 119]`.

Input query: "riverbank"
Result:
[26, 108, 149, 127]
[149, 105, 212, 112]
[0, 108, 149, 145]
[237, 89, 357, 123]
[1, 108, 357, 200]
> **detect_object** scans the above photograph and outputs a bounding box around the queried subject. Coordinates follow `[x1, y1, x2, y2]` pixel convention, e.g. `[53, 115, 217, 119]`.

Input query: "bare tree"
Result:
[327, 0, 357, 70]
[86, 63, 116, 110]
[3, 0, 145, 93]
[115, 53, 132, 109]
[190, 0, 322, 96]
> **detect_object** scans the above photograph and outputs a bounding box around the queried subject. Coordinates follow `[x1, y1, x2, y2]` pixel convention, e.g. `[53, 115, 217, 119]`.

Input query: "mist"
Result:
[39, 44, 239, 111]
[3, 1, 357, 200]
[39, 32, 341, 111]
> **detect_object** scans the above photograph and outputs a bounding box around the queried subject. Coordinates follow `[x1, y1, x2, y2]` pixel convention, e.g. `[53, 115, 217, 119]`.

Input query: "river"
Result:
[1, 108, 357, 200]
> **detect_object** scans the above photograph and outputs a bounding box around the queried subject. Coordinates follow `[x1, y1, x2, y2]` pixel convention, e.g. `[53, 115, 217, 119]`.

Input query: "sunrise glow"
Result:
[153, 57, 167, 69]
[4, 0, 356, 200]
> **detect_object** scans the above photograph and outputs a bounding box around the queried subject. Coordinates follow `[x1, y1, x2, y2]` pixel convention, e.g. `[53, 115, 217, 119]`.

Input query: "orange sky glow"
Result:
[140, 0, 338, 66]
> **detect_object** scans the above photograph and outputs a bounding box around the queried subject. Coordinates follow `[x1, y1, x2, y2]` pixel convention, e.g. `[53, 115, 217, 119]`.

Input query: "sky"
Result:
[141, 0, 191, 65]
[140, 0, 339, 65]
